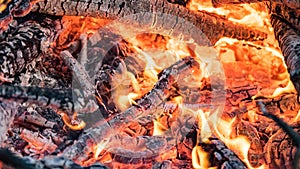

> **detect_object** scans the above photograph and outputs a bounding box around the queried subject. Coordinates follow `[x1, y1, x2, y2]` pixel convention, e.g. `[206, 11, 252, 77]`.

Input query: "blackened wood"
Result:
[259, 102, 300, 169]
[267, 2, 300, 32]
[263, 123, 300, 169]
[0, 148, 109, 169]
[198, 137, 247, 169]
[62, 56, 200, 162]
[0, 85, 75, 113]
[270, 14, 300, 99]
[31, 0, 267, 44]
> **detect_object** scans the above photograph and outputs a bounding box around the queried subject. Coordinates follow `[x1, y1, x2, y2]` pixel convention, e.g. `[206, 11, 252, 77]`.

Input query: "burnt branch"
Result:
[212, 0, 300, 9]
[62, 56, 200, 162]
[270, 14, 300, 99]
[267, 2, 300, 32]
[31, 0, 267, 44]
[196, 137, 247, 168]
[0, 148, 109, 169]
[0, 85, 75, 113]
[258, 102, 300, 169]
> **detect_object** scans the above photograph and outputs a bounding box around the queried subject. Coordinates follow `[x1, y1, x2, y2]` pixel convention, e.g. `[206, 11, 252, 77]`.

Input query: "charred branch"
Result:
[31, 0, 267, 44]
[62, 56, 200, 162]
[196, 137, 247, 168]
[258, 102, 300, 169]
[270, 14, 300, 99]
[267, 2, 300, 32]
[0, 148, 109, 169]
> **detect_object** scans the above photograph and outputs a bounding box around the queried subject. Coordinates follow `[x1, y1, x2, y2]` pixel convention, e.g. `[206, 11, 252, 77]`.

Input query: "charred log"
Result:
[270, 14, 300, 100]
[196, 137, 247, 169]
[259, 102, 300, 169]
[31, 0, 267, 44]
[267, 2, 300, 32]
[0, 148, 109, 169]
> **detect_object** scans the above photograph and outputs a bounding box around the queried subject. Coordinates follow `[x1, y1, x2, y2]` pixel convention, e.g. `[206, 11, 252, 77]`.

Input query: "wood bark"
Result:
[31, 0, 267, 44]
[212, 0, 300, 9]
[267, 2, 300, 32]
[269, 13, 300, 99]
[197, 137, 247, 168]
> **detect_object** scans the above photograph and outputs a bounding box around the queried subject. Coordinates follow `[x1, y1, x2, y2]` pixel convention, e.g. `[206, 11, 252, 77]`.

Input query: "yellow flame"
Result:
[252, 80, 296, 99]
[94, 139, 110, 159]
[192, 146, 211, 169]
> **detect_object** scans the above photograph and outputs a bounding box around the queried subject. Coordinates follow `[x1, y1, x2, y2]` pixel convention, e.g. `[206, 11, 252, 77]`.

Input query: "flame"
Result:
[54, 1, 295, 167]
[294, 110, 300, 123]
[60, 111, 86, 130]
[192, 145, 211, 169]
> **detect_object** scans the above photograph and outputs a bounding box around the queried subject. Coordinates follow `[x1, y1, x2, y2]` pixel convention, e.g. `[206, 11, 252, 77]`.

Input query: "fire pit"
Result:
[0, 0, 299, 169]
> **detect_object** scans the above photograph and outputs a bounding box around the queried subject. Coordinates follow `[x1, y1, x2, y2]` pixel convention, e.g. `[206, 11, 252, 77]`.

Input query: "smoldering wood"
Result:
[61, 56, 200, 162]
[15, 109, 56, 128]
[31, 0, 267, 44]
[267, 2, 300, 32]
[106, 135, 175, 161]
[269, 14, 300, 100]
[0, 102, 18, 145]
[211, 0, 300, 9]
[259, 102, 300, 169]
[0, 85, 76, 113]
[197, 137, 247, 169]
[19, 128, 58, 154]
[0, 148, 109, 169]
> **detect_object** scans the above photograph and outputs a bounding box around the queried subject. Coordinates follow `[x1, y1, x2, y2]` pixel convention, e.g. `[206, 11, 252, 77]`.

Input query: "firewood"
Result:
[212, 0, 300, 9]
[31, 0, 267, 44]
[195, 137, 247, 169]
[0, 102, 18, 144]
[107, 135, 175, 160]
[0, 148, 109, 169]
[267, 2, 300, 32]
[269, 14, 300, 100]
[259, 102, 300, 169]
[61, 56, 200, 162]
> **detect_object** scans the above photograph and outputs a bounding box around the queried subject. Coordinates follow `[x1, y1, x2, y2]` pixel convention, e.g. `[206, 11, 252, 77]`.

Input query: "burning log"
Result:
[0, 85, 75, 113]
[19, 128, 58, 154]
[211, 0, 300, 9]
[106, 135, 175, 162]
[259, 102, 300, 169]
[267, 2, 300, 32]
[62, 56, 200, 162]
[0, 14, 61, 80]
[269, 14, 300, 100]
[193, 137, 247, 168]
[31, 0, 267, 44]
[0, 148, 109, 169]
